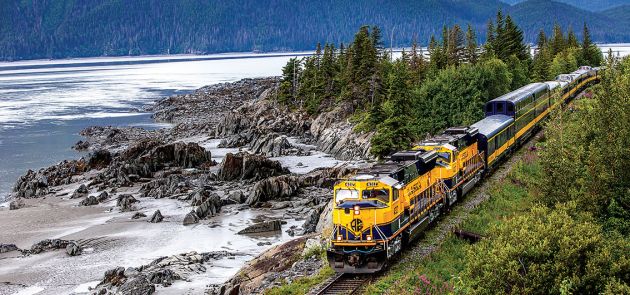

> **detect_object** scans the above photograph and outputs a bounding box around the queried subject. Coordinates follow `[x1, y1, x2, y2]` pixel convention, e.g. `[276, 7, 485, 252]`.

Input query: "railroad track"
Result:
[312, 273, 370, 295]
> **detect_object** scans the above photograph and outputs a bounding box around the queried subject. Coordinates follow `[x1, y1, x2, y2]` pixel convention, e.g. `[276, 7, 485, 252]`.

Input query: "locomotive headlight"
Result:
[337, 235, 342, 241]
[353, 205, 360, 215]
[366, 235, 372, 241]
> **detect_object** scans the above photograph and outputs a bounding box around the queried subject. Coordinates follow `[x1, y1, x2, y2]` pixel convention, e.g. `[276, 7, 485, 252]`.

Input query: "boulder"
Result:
[132, 212, 147, 219]
[70, 184, 89, 199]
[238, 220, 282, 234]
[247, 175, 300, 205]
[0, 244, 19, 253]
[65, 242, 82, 256]
[227, 190, 246, 204]
[79, 195, 99, 206]
[301, 209, 321, 234]
[315, 200, 334, 234]
[29, 239, 73, 254]
[117, 275, 155, 295]
[117, 194, 138, 212]
[72, 140, 90, 151]
[149, 210, 164, 223]
[9, 198, 25, 210]
[183, 212, 199, 225]
[190, 189, 222, 219]
[88, 149, 113, 168]
[219, 152, 288, 181]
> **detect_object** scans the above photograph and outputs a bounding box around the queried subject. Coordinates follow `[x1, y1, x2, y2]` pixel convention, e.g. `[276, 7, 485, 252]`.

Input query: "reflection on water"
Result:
[0, 53, 304, 199]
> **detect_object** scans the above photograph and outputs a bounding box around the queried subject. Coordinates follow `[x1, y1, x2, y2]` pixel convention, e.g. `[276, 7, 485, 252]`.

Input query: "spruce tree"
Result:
[537, 29, 547, 50]
[447, 24, 465, 66]
[567, 27, 579, 49]
[550, 24, 565, 56]
[484, 20, 496, 57]
[581, 23, 603, 66]
[465, 23, 478, 64]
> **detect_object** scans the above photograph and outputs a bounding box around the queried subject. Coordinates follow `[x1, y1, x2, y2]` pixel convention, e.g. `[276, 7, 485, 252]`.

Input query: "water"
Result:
[0, 53, 308, 200]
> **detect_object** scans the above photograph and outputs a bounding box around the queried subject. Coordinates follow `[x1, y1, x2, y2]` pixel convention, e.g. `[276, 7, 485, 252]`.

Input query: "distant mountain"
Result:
[602, 4, 630, 25]
[507, 0, 629, 42]
[501, 0, 630, 11]
[0, 0, 628, 61]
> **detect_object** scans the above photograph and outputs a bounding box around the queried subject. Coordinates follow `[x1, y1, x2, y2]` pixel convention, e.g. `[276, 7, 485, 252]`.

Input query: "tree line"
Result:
[464, 52, 630, 294]
[277, 11, 603, 157]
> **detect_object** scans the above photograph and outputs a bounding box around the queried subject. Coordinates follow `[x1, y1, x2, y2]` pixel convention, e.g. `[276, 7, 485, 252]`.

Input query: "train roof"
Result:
[488, 82, 548, 104]
[471, 115, 513, 139]
[544, 81, 562, 90]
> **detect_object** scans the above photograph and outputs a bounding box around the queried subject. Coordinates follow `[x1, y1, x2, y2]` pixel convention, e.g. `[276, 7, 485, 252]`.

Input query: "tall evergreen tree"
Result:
[537, 29, 547, 49]
[580, 23, 603, 66]
[550, 24, 565, 56]
[465, 23, 478, 64]
[447, 24, 465, 66]
[567, 27, 579, 49]
[484, 20, 496, 57]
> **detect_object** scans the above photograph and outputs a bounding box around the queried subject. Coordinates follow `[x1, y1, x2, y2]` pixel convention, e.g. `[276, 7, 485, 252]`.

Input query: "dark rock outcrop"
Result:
[247, 175, 301, 206]
[132, 212, 147, 219]
[28, 239, 76, 255]
[9, 198, 25, 210]
[0, 244, 19, 253]
[12, 160, 89, 199]
[79, 191, 108, 206]
[94, 251, 235, 294]
[238, 220, 282, 234]
[117, 275, 155, 295]
[87, 149, 112, 168]
[70, 184, 89, 199]
[183, 212, 199, 225]
[117, 194, 138, 212]
[219, 152, 288, 181]
[149, 210, 163, 223]
[65, 241, 82, 256]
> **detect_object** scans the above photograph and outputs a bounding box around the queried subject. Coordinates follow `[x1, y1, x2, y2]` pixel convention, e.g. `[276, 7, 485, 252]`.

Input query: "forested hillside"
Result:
[1, 0, 629, 61]
[501, 0, 630, 11]
[602, 5, 630, 24]
[274, 11, 603, 157]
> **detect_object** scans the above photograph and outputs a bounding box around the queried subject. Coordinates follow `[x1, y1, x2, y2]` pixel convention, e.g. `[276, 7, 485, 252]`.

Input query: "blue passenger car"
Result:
[471, 115, 514, 167]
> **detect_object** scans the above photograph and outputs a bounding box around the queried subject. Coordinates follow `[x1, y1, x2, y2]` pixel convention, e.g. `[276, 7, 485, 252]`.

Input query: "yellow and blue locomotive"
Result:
[327, 66, 602, 273]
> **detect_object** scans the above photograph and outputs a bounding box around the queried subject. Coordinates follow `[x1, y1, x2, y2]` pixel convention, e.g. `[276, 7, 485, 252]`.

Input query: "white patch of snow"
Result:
[72, 281, 100, 294]
[272, 151, 342, 174]
[11, 286, 44, 295]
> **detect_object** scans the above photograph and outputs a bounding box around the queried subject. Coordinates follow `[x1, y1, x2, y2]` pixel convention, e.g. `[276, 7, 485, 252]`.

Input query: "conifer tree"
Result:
[484, 20, 496, 57]
[580, 23, 603, 66]
[278, 57, 301, 106]
[409, 38, 426, 84]
[567, 27, 579, 49]
[447, 24, 465, 66]
[537, 29, 547, 49]
[465, 23, 478, 64]
[550, 24, 565, 56]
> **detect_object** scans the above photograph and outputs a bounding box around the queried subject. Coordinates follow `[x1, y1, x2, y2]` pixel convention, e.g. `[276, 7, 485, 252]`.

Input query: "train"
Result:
[326, 66, 602, 273]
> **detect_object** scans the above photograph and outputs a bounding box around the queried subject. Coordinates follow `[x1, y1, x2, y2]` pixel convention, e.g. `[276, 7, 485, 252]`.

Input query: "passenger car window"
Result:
[496, 103, 504, 113]
[507, 104, 514, 113]
[486, 103, 493, 113]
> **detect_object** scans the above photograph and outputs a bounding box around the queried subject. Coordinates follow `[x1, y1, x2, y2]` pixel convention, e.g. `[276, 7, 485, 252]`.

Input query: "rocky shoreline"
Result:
[1, 77, 373, 294]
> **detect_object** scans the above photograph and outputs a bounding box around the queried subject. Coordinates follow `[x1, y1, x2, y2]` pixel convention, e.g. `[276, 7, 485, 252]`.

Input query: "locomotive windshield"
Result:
[335, 189, 359, 203]
[362, 189, 389, 204]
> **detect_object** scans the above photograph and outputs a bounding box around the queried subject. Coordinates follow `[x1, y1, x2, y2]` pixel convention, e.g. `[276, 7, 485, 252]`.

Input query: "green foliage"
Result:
[539, 56, 630, 235]
[464, 202, 630, 294]
[265, 266, 335, 295]
[549, 47, 579, 78]
[366, 151, 543, 294]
